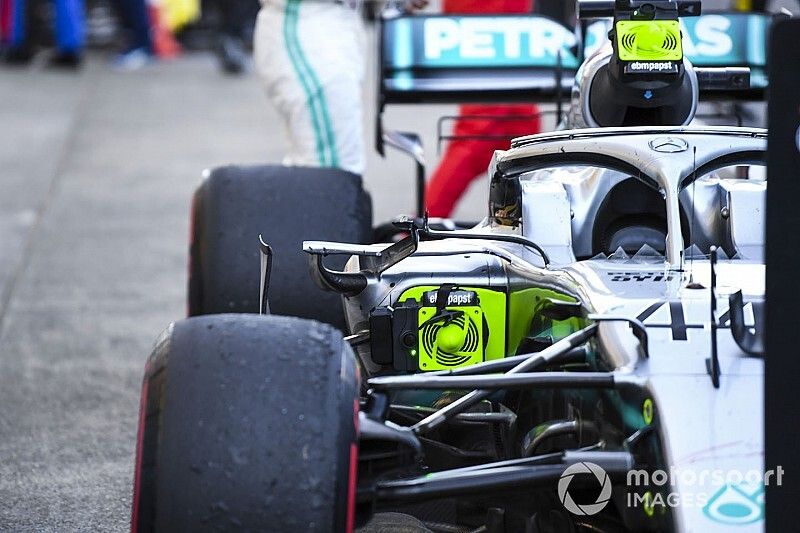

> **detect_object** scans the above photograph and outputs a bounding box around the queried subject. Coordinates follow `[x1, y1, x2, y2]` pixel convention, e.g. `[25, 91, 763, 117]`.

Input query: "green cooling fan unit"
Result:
[418, 306, 484, 370]
[616, 20, 683, 62]
[393, 286, 508, 372]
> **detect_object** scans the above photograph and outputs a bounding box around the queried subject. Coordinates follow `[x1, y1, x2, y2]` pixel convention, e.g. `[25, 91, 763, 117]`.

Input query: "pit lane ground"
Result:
[0, 53, 489, 530]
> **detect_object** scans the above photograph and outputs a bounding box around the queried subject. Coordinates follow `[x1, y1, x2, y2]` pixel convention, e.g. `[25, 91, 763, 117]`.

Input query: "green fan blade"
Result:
[616, 20, 683, 61]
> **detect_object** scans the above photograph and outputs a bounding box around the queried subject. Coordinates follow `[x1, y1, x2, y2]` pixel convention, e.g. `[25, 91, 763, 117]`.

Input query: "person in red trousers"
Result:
[425, 0, 541, 218]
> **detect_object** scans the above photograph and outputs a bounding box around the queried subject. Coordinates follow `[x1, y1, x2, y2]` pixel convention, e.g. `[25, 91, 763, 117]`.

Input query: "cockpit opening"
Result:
[592, 178, 673, 257]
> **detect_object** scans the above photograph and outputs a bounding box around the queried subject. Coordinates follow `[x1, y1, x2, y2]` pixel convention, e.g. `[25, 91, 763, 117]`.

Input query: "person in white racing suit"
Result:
[254, 0, 367, 175]
[254, 0, 426, 176]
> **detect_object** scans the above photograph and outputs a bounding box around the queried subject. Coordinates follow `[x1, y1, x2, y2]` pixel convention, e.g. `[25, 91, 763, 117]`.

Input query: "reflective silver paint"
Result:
[340, 128, 767, 532]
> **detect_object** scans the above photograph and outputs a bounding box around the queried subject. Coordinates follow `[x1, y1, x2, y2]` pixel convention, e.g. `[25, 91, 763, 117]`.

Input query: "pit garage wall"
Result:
[766, 18, 800, 530]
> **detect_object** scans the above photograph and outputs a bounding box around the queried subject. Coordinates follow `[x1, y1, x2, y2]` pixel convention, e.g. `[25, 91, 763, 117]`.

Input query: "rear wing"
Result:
[380, 14, 580, 106]
[377, 14, 578, 156]
[378, 12, 774, 136]
[376, 11, 777, 213]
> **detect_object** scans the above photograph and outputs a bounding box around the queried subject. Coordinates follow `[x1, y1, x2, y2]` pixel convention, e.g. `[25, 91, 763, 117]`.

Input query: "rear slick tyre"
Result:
[188, 165, 372, 329]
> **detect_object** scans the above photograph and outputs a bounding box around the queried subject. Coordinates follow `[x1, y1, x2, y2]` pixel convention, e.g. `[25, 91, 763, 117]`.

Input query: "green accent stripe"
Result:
[285, 0, 339, 167]
[283, 0, 326, 165]
[291, 28, 339, 167]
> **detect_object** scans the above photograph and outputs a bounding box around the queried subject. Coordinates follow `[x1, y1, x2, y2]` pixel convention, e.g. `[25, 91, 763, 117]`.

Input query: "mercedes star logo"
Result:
[649, 137, 690, 153]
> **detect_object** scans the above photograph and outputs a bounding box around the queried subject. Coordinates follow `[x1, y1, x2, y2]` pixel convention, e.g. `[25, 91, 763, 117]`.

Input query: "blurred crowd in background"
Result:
[0, 0, 259, 71]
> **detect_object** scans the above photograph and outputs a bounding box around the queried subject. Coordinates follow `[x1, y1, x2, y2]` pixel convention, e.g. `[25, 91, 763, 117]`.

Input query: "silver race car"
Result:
[131, 2, 775, 532]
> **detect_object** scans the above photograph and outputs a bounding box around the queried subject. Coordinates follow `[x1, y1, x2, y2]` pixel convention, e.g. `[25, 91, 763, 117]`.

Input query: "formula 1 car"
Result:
[132, 2, 776, 532]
